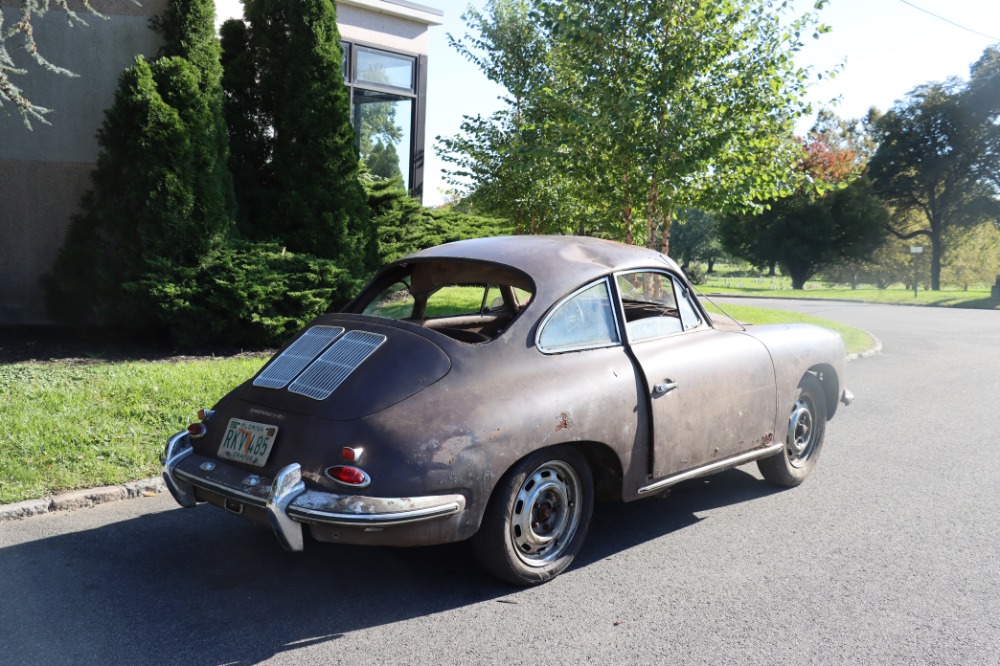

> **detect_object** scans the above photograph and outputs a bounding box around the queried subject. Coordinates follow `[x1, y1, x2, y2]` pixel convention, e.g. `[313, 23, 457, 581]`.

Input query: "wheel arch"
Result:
[808, 363, 841, 419]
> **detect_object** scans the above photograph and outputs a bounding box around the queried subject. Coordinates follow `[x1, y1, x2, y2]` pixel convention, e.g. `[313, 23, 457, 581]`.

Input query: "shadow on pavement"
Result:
[0, 467, 781, 665]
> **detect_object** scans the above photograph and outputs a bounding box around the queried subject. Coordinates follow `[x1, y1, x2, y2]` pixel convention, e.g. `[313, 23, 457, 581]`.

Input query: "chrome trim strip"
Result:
[253, 325, 345, 389]
[161, 431, 198, 508]
[637, 443, 784, 495]
[266, 464, 307, 552]
[288, 330, 386, 400]
[174, 468, 267, 507]
[287, 496, 464, 527]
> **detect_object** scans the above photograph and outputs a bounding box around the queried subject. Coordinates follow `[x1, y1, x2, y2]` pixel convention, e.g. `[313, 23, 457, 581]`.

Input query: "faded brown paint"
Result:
[165, 236, 849, 549]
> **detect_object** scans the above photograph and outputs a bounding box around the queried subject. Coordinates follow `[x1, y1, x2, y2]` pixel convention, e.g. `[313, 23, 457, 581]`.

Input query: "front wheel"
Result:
[758, 373, 827, 487]
[472, 446, 594, 586]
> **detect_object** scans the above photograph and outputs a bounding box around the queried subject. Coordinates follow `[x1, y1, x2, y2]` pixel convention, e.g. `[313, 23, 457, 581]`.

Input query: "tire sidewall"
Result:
[758, 373, 828, 487]
[473, 445, 594, 586]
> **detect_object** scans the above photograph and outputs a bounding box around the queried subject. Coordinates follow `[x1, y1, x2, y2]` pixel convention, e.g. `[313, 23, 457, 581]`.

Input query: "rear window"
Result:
[354, 260, 535, 344]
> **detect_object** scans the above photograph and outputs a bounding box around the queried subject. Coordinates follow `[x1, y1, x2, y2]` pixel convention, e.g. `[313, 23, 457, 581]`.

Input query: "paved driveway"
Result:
[2, 300, 998, 665]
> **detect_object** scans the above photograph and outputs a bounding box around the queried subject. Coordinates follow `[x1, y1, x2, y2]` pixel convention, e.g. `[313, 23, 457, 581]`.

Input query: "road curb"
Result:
[848, 331, 882, 361]
[0, 477, 165, 523]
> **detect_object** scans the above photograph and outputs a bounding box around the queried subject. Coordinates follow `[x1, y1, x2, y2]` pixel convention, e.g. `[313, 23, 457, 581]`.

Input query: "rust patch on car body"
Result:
[556, 412, 573, 431]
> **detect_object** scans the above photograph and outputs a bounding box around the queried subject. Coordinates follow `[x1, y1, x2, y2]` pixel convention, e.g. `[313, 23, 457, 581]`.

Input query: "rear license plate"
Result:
[218, 419, 279, 467]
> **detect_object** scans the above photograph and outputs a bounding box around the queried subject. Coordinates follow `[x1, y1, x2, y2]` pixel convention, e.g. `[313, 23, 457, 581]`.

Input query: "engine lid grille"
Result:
[287, 330, 387, 401]
[252, 325, 344, 390]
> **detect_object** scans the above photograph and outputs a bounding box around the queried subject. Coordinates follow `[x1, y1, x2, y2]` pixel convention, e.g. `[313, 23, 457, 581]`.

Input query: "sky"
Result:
[216, 0, 1000, 206]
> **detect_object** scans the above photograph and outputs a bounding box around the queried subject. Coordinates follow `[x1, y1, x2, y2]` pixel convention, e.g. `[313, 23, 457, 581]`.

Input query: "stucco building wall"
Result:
[0, 0, 169, 324]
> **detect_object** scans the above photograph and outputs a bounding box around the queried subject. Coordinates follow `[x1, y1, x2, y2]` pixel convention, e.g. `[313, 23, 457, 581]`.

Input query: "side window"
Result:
[538, 280, 620, 352]
[675, 282, 704, 330]
[362, 281, 415, 319]
[617, 272, 682, 341]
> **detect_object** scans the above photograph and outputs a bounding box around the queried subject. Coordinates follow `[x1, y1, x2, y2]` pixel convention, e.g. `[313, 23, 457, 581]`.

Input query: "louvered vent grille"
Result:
[253, 326, 345, 389]
[288, 330, 387, 400]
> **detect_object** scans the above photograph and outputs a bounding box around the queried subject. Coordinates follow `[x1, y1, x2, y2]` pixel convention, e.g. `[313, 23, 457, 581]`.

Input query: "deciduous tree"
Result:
[868, 46, 1000, 290]
[439, 0, 830, 250]
[719, 125, 887, 289]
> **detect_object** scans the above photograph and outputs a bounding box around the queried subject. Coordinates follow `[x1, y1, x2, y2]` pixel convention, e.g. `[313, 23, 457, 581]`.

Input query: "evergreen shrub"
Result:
[133, 242, 355, 348]
[365, 176, 512, 264]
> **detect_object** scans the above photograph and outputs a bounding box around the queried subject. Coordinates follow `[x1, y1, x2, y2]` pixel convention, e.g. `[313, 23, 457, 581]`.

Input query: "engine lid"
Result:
[236, 316, 451, 421]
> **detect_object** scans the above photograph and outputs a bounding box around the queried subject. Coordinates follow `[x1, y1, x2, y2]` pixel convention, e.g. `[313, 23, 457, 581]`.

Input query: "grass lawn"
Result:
[0, 357, 266, 505]
[0, 303, 872, 505]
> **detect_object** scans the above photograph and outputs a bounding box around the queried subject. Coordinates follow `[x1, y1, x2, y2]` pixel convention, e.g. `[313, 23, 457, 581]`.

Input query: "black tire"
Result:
[472, 446, 594, 586]
[758, 373, 827, 487]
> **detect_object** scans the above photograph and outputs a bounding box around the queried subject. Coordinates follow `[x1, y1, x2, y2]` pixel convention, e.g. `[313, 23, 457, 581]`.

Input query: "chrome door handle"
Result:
[653, 382, 678, 396]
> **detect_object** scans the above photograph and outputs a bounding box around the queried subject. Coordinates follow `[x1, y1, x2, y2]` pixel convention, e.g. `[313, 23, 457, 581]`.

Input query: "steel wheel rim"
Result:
[510, 460, 582, 567]
[786, 395, 816, 468]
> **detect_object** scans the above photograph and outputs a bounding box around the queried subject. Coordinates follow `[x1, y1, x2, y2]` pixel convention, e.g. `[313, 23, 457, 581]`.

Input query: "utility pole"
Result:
[910, 246, 923, 297]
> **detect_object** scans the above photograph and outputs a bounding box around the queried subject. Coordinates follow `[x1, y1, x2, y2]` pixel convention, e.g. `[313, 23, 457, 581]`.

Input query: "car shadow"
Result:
[0, 468, 782, 665]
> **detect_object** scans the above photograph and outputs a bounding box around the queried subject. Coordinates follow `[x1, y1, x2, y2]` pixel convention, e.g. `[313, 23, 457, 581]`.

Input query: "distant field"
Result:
[701, 275, 997, 309]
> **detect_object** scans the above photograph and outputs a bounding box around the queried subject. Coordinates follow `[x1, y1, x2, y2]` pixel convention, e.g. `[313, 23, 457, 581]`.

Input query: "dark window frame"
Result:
[341, 39, 428, 199]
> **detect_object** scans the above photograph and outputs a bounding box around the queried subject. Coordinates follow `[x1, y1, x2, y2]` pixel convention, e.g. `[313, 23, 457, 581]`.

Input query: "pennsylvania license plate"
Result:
[218, 419, 279, 467]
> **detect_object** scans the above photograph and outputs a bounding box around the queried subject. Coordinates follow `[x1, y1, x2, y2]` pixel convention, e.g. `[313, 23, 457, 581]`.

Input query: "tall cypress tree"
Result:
[43, 0, 235, 329]
[223, 0, 376, 275]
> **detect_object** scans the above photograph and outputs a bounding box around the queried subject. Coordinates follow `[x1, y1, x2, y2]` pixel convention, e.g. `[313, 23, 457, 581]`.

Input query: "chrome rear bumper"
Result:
[161, 431, 466, 551]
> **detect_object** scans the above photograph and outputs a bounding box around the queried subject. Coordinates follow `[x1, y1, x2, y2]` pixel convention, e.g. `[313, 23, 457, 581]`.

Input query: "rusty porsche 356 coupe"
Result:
[162, 236, 852, 585]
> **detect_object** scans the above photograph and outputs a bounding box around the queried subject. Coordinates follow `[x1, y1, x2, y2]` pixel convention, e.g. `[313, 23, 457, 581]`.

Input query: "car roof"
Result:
[402, 236, 682, 303]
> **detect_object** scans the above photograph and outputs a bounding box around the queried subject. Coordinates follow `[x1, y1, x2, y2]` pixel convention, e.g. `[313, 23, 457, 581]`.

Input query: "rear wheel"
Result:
[472, 446, 594, 586]
[758, 373, 827, 487]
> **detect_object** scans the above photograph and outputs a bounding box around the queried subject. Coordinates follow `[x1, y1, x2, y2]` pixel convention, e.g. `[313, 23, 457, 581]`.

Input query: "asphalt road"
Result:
[2, 300, 998, 665]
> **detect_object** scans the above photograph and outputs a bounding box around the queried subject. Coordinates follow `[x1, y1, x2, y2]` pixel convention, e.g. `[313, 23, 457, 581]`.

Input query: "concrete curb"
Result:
[0, 477, 165, 523]
[848, 332, 883, 361]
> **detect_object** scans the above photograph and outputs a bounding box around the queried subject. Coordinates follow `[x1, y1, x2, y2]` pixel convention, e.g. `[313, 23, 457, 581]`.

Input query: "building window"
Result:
[356, 47, 415, 91]
[343, 41, 425, 197]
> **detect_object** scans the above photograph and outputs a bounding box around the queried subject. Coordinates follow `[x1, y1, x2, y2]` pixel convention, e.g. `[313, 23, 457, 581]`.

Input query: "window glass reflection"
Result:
[356, 48, 415, 91]
[353, 90, 412, 190]
[539, 281, 619, 351]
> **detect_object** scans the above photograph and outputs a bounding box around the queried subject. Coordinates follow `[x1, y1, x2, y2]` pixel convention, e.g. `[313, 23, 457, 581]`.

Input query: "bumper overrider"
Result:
[161, 431, 466, 551]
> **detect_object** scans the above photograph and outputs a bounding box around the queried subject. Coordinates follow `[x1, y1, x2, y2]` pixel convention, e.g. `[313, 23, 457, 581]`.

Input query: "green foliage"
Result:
[942, 223, 1000, 291]
[868, 45, 1000, 290]
[43, 53, 233, 327]
[439, 0, 584, 235]
[364, 176, 513, 264]
[154, 0, 235, 219]
[222, 0, 375, 274]
[135, 242, 356, 348]
[367, 140, 404, 181]
[720, 175, 887, 289]
[670, 209, 723, 271]
[439, 0, 829, 248]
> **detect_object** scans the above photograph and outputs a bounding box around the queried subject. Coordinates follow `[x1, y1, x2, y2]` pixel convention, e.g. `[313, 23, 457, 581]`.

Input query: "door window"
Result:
[617, 271, 704, 341]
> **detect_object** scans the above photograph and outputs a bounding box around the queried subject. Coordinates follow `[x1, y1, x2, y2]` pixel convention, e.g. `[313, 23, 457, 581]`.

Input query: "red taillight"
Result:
[198, 408, 215, 421]
[187, 422, 207, 439]
[325, 465, 371, 488]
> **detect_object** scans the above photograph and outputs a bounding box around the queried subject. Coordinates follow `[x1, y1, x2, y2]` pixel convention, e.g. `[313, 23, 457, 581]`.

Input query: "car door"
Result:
[615, 270, 777, 479]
